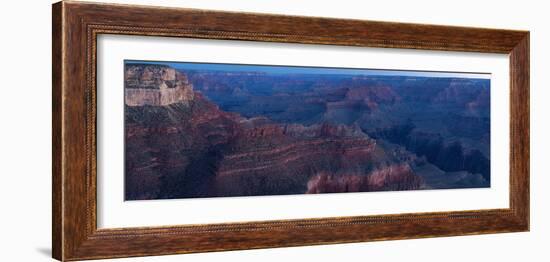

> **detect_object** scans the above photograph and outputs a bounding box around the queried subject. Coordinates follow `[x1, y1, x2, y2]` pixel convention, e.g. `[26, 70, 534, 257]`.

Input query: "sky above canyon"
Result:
[125, 60, 491, 79]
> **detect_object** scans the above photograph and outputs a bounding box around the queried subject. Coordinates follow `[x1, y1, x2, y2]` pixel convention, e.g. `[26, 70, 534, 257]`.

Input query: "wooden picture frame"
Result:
[52, 1, 529, 261]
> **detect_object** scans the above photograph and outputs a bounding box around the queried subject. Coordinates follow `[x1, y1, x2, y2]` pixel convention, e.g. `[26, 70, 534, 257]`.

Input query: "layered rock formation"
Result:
[124, 92, 243, 199]
[125, 64, 194, 106]
[306, 163, 423, 194]
[212, 123, 378, 196]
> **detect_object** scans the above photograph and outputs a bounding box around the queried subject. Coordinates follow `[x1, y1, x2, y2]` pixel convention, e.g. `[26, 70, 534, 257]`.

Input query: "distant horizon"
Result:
[125, 60, 491, 79]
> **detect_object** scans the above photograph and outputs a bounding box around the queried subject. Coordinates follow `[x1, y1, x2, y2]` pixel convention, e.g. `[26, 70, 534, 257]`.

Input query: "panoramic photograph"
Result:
[124, 60, 491, 201]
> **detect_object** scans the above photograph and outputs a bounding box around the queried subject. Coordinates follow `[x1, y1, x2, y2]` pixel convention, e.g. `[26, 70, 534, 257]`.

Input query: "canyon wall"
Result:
[210, 123, 379, 196]
[125, 64, 194, 106]
[306, 163, 423, 194]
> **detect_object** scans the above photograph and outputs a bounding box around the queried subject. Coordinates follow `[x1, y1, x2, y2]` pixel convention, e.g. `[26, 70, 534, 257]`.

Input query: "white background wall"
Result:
[0, 0, 547, 261]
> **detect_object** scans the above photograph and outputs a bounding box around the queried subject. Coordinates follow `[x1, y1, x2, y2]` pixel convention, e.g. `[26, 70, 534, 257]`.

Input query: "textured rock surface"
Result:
[306, 163, 423, 194]
[212, 123, 378, 196]
[124, 94, 242, 199]
[125, 64, 194, 106]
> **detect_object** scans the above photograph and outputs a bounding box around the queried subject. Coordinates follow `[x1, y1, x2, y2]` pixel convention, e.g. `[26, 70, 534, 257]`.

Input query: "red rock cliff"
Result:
[306, 163, 424, 194]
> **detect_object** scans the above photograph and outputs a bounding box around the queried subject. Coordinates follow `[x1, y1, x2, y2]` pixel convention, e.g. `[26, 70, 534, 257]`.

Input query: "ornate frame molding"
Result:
[53, 1, 529, 261]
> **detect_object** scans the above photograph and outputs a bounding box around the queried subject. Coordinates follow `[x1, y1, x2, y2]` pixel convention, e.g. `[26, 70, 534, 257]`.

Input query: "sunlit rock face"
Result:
[124, 64, 194, 106]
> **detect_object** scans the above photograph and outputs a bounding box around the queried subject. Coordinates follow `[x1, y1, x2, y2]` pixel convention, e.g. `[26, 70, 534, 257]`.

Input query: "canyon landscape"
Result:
[124, 61, 490, 200]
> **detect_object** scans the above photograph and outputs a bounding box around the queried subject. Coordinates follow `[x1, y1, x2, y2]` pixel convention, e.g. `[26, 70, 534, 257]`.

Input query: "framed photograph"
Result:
[52, 1, 529, 261]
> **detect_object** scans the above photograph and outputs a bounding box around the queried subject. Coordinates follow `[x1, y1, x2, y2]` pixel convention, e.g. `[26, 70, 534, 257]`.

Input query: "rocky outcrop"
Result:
[370, 124, 490, 183]
[432, 79, 489, 110]
[210, 123, 378, 196]
[125, 64, 194, 106]
[124, 93, 243, 200]
[466, 88, 490, 113]
[345, 85, 400, 109]
[323, 85, 401, 124]
[306, 163, 423, 194]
